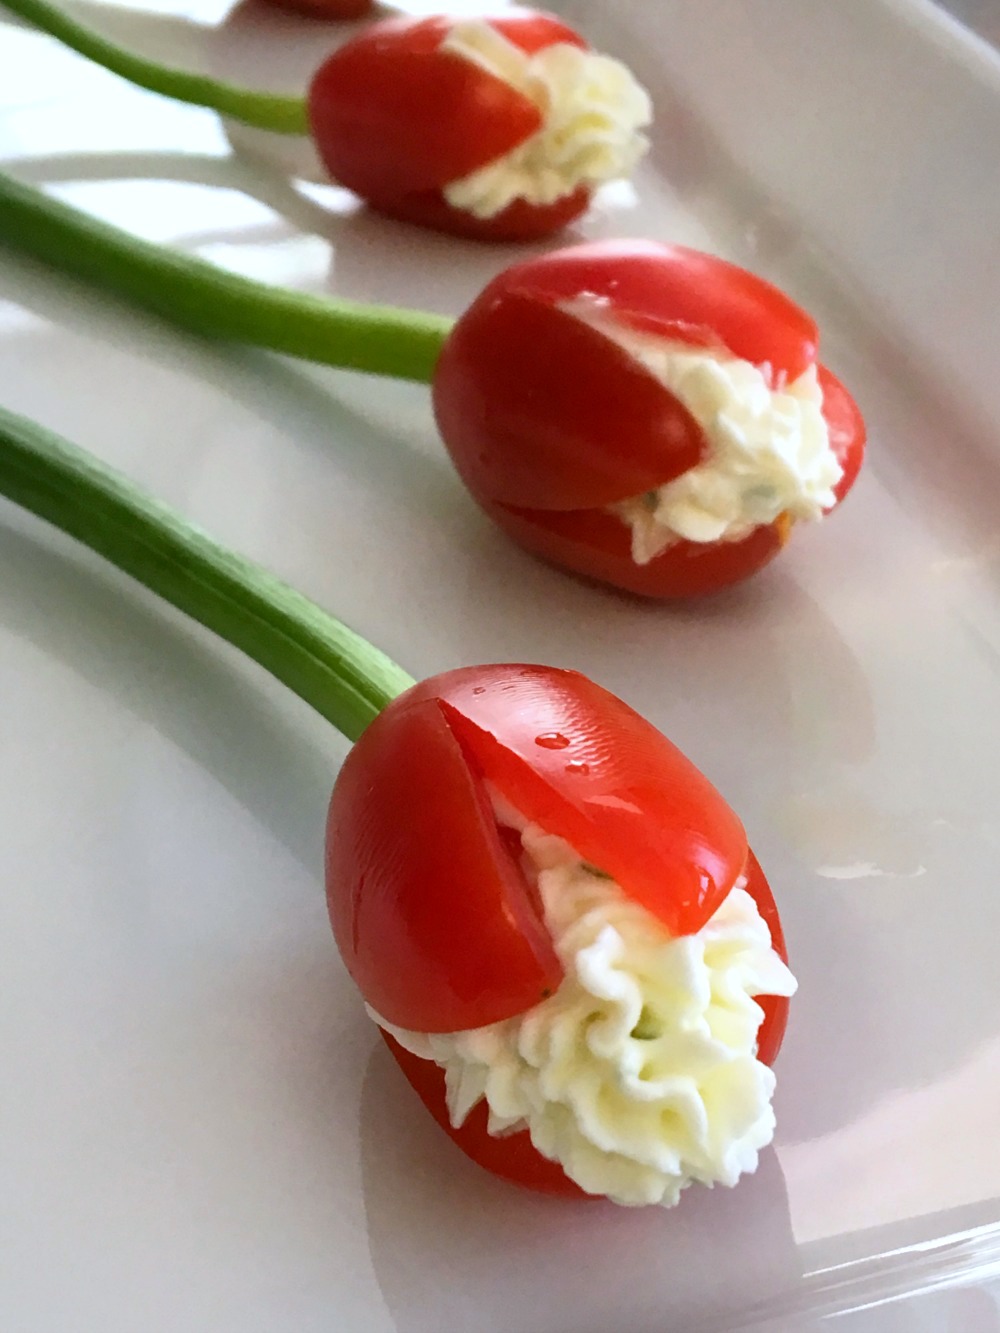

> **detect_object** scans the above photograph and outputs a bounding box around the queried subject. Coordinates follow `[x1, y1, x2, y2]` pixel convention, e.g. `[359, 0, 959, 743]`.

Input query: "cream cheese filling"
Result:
[565, 302, 843, 564]
[440, 21, 651, 219]
[372, 810, 796, 1207]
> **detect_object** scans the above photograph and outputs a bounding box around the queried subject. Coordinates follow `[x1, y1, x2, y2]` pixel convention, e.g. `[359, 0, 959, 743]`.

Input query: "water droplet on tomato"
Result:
[472, 686, 486, 695]
[565, 760, 590, 776]
[535, 732, 570, 750]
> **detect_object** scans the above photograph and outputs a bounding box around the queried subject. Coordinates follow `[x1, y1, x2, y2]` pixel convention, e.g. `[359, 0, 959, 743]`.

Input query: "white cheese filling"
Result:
[440, 21, 651, 219]
[566, 304, 843, 564]
[372, 813, 796, 1208]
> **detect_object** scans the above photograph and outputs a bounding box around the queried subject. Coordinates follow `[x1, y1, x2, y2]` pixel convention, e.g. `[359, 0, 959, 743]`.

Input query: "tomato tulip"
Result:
[4, 406, 794, 1205]
[433, 239, 867, 595]
[4, 0, 651, 243]
[325, 663, 791, 1195]
[0, 174, 865, 600]
[306, 12, 651, 240]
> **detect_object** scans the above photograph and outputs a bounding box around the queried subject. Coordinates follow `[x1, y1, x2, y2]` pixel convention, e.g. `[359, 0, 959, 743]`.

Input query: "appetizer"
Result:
[2, 0, 651, 241]
[0, 175, 866, 598]
[0, 406, 796, 1205]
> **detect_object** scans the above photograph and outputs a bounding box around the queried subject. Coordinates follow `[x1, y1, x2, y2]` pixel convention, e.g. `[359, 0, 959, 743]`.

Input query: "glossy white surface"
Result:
[2, 1, 1000, 1328]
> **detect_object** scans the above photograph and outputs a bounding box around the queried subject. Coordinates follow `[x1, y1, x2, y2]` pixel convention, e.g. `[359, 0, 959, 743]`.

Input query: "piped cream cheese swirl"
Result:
[565, 303, 843, 564]
[440, 22, 651, 219]
[372, 818, 796, 1207]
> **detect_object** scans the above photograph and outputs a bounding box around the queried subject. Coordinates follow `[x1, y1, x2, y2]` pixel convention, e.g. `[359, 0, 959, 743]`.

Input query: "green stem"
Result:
[1, 0, 309, 133]
[0, 169, 452, 384]
[0, 404, 415, 743]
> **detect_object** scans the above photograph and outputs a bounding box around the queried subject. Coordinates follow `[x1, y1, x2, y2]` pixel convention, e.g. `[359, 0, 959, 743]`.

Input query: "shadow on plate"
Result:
[0, 262, 455, 506]
[359, 1039, 804, 1333]
[0, 519, 338, 873]
[8, 148, 341, 240]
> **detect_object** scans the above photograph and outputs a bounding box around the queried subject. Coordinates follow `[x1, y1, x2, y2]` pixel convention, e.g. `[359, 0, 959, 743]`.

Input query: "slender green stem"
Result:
[0, 169, 453, 384]
[1, 0, 309, 133]
[0, 405, 415, 742]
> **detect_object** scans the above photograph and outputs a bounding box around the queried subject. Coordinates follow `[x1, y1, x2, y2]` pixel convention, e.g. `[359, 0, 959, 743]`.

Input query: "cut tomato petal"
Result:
[818, 364, 867, 506]
[492, 241, 820, 381]
[308, 16, 542, 200]
[489, 11, 588, 55]
[326, 693, 562, 1033]
[434, 293, 707, 511]
[405, 666, 748, 938]
[742, 850, 791, 1067]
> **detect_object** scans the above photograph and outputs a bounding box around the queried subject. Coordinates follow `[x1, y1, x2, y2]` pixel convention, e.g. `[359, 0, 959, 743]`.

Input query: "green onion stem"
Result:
[1, 0, 311, 133]
[0, 404, 415, 742]
[0, 169, 453, 384]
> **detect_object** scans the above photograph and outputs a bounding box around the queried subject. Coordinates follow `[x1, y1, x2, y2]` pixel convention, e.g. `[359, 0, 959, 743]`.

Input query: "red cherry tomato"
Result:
[263, 0, 372, 18]
[432, 241, 867, 596]
[328, 665, 792, 1195]
[306, 13, 593, 241]
[378, 849, 790, 1199]
[326, 664, 756, 1034]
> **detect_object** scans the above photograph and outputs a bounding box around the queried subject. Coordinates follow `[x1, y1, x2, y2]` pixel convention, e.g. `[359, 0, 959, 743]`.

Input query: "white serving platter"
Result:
[2, 1, 1000, 1327]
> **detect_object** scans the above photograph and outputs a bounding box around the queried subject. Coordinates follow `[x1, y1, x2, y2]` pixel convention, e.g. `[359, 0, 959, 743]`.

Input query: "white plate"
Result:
[2, 2, 1000, 1328]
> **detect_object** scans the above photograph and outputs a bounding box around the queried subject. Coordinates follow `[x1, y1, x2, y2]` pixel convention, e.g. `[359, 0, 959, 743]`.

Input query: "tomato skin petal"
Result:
[404, 665, 748, 939]
[307, 16, 543, 201]
[488, 11, 588, 55]
[818, 364, 867, 506]
[482, 500, 790, 599]
[434, 292, 707, 510]
[432, 240, 823, 516]
[469, 240, 821, 382]
[326, 691, 562, 1034]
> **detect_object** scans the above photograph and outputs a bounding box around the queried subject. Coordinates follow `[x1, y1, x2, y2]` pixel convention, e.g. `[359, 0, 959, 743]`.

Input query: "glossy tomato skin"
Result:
[326, 663, 777, 1037]
[362, 185, 590, 244]
[744, 849, 790, 1066]
[306, 12, 592, 240]
[432, 240, 867, 596]
[378, 851, 790, 1200]
[818, 364, 867, 504]
[435, 291, 708, 512]
[325, 683, 563, 1036]
[482, 501, 792, 599]
[474, 240, 823, 385]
